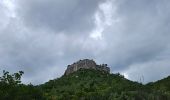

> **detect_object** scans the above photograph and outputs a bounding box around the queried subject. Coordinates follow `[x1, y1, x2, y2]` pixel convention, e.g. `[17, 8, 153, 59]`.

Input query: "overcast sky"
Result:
[0, 0, 170, 84]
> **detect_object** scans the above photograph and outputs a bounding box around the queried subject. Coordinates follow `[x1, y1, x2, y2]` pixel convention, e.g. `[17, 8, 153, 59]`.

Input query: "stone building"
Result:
[64, 59, 110, 75]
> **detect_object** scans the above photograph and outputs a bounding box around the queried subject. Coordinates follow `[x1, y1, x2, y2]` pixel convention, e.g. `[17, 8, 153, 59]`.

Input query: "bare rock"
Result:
[64, 59, 110, 75]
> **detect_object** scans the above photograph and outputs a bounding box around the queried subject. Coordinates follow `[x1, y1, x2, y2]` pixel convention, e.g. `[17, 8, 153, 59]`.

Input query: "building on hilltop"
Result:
[64, 59, 110, 75]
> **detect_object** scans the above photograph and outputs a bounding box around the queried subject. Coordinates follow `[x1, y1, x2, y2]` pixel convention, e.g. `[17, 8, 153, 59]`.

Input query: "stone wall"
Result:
[64, 59, 110, 75]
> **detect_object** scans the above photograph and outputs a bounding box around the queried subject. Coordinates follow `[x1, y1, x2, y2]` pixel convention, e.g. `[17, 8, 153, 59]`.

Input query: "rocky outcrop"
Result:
[64, 59, 110, 75]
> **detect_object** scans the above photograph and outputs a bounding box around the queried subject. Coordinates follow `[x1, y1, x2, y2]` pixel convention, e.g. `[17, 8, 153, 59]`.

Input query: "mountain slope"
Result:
[40, 69, 170, 100]
[147, 76, 170, 92]
[1, 69, 170, 100]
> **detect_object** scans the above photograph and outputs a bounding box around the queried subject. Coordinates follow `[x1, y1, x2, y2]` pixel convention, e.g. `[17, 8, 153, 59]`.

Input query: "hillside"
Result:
[0, 69, 170, 100]
[40, 69, 170, 100]
[0, 58, 170, 100]
[147, 76, 170, 92]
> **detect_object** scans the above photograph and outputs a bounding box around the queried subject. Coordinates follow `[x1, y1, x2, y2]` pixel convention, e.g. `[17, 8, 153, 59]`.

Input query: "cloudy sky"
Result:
[0, 0, 170, 84]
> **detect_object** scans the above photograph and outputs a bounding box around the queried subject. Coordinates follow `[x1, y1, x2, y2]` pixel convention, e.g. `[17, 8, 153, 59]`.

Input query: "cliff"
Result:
[64, 59, 110, 75]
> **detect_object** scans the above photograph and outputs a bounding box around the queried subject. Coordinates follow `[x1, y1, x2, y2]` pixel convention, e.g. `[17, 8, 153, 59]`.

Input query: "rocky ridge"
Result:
[64, 59, 110, 75]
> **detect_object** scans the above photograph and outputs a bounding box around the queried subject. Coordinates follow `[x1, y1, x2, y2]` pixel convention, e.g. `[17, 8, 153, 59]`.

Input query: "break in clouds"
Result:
[0, 0, 170, 84]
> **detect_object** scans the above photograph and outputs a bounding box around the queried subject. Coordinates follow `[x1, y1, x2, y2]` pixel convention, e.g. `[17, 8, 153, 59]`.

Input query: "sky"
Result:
[0, 0, 170, 84]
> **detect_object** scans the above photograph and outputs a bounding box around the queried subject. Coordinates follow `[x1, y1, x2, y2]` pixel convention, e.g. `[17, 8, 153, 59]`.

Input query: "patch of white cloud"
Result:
[2, 0, 16, 18]
[121, 72, 129, 79]
[90, 12, 103, 40]
[0, 0, 17, 31]
[90, 0, 120, 41]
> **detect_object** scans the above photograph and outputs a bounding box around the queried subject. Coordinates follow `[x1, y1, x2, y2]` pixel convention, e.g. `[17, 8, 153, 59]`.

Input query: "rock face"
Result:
[64, 59, 110, 75]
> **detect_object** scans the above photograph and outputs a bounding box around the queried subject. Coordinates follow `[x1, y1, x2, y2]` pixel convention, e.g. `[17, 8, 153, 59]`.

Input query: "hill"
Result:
[0, 59, 170, 100]
[147, 76, 170, 92]
[40, 69, 170, 100]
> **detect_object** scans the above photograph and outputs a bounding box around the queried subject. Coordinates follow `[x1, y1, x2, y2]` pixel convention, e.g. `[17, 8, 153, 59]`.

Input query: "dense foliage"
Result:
[0, 69, 170, 100]
[41, 69, 170, 100]
[0, 70, 45, 100]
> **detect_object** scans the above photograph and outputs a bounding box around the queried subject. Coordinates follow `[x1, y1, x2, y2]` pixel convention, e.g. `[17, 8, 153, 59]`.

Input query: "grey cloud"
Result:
[96, 0, 170, 72]
[0, 0, 105, 84]
[0, 20, 100, 84]
[16, 0, 104, 34]
[90, 0, 170, 84]
[0, 0, 170, 84]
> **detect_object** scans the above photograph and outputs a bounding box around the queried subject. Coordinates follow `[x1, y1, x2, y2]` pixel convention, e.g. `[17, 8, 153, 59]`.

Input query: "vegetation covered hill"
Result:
[0, 69, 170, 100]
[41, 69, 142, 99]
[40, 69, 170, 100]
[147, 76, 170, 92]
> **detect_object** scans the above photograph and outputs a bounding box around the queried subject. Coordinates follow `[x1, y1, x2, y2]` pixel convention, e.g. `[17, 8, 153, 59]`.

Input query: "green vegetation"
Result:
[0, 69, 170, 100]
[0, 70, 45, 100]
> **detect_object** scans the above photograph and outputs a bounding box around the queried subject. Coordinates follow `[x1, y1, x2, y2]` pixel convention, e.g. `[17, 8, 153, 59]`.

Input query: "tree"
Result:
[0, 70, 24, 85]
[0, 70, 45, 100]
